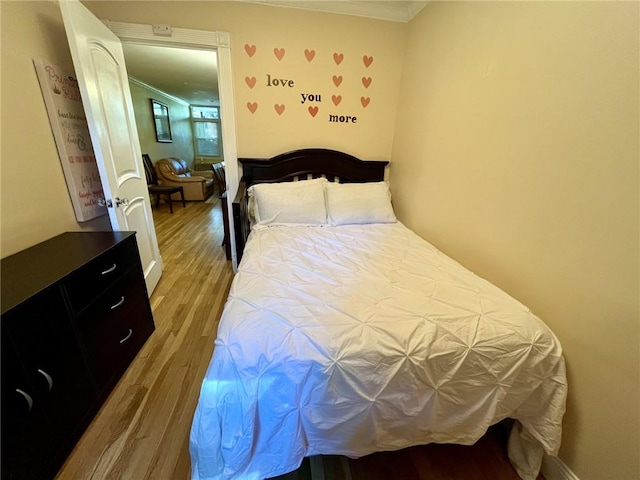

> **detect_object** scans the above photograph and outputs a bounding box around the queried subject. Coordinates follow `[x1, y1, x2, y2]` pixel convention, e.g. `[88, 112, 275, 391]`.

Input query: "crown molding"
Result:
[248, 1, 428, 23]
[128, 76, 190, 106]
[406, 1, 428, 20]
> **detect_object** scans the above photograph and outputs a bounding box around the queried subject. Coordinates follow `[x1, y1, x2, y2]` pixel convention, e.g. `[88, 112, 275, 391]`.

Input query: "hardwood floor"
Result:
[56, 198, 234, 480]
[272, 423, 541, 480]
[56, 197, 541, 480]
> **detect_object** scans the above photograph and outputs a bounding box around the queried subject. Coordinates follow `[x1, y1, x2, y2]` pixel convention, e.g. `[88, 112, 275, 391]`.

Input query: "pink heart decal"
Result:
[332, 75, 343, 87]
[304, 49, 315, 62]
[274, 48, 285, 61]
[333, 52, 344, 65]
[331, 95, 342, 106]
[308, 106, 319, 117]
[362, 77, 372, 88]
[360, 97, 370, 108]
[244, 44, 256, 57]
[245, 76, 257, 89]
[247, 102, 258, 114]
[274, 104, 285, 115]
[363, 55, 374, 68]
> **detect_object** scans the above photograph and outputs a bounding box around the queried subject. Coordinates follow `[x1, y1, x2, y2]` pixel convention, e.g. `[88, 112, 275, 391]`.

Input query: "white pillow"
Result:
[249, 178, 327, 226]
[325, 181, 396, 226]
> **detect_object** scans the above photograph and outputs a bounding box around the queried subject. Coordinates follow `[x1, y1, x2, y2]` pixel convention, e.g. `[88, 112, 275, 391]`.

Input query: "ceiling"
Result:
[123, 43, 219, 105]
[121, 1, 428, 106]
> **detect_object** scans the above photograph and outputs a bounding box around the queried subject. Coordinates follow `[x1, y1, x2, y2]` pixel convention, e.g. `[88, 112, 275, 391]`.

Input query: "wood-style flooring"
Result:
[56, 197, 542, 480]
[272, 423, 540, 480]
[56, 198, 234, 480]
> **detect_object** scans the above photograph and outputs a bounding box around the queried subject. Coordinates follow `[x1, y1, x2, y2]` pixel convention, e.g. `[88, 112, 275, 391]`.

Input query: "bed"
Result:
[190, 148, 567, 480]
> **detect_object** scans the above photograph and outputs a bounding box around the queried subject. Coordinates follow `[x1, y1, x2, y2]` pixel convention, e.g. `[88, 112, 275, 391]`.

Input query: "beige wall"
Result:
[1, 0, 111, 258]
[1, 0, 405, 257]
[129, 80, 195, 167]
[83, 1, 406, 160]
[2, 1, 639, 478]
[392, 2, 639, 478]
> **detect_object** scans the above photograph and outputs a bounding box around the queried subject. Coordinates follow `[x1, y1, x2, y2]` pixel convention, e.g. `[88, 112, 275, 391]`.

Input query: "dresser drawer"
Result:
[1, 231, 154, 480]
[75, 268, 154, 393]
[64, 237, 140, 314]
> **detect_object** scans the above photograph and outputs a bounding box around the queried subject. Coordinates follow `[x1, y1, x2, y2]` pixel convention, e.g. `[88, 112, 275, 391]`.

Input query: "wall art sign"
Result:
[34, 59, 106, 222]
[243, 44, 376, 125]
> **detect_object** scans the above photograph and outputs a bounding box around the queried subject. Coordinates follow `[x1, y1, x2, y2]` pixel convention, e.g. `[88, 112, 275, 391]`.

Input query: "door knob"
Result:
[97, 198, 129, 208]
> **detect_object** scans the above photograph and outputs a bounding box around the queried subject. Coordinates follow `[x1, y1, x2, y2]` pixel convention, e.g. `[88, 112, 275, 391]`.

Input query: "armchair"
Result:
[155, 157, 214, 201]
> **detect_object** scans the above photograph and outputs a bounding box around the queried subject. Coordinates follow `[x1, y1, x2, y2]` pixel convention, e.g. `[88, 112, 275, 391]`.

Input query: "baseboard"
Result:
[541, 455, 580, 480]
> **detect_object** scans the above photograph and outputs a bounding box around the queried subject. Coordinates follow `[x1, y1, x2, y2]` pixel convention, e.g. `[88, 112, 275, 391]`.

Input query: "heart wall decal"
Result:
[304, 49, 315, 62]
[245, 76, 257, 89]
[333, 52, 344, 65]
[247, 102, 258, 114]
[332, 75, 343, 87]
[274, 104, 286, 115]
[274, 48, 285, 61]
[244, 44, 256, 57]
[361, 97, 370, 108]
[308, 106, 319, 117]
[362, 77, 372, 88]
[363, 55, 374, 68]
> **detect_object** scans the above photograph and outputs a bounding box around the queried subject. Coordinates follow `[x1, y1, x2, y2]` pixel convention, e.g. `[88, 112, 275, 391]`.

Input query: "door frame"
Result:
[104, 21, 240, 270]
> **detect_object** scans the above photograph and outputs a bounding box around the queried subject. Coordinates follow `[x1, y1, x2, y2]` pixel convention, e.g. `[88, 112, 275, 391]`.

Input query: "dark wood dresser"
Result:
[1, 231, 155, 480]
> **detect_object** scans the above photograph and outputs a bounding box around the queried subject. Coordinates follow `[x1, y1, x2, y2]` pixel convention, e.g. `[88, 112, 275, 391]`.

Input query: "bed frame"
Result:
[232, 148, 388, 262]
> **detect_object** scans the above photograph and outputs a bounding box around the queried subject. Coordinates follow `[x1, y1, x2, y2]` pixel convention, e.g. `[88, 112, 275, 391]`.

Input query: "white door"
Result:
[60, 0, 163, 295]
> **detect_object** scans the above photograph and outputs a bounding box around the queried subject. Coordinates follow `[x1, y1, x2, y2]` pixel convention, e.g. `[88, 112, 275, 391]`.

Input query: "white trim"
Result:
[103, 21, 240, 270]
[215, 38, 239, 270]
[407, 1, 428, 20]
[128, 76, 190, 106]
[247, 1, 428, 23]
[541, 456, 580, 480]
[104, 20, 220, 49]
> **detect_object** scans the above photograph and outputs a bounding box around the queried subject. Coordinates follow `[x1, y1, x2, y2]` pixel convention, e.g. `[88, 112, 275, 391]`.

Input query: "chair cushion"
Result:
[163, 157, 190, 176]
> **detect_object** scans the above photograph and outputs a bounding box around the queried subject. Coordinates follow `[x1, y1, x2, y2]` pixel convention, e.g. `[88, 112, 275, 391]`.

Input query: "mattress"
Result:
[190, 222, 567, 480]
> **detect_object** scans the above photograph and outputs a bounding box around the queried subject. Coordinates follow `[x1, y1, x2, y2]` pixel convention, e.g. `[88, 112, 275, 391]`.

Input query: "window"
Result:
[191, 106, 221, 163]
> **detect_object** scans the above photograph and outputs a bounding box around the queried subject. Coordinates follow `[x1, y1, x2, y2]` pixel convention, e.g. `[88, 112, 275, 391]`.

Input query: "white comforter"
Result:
[190, 223, 567, 480]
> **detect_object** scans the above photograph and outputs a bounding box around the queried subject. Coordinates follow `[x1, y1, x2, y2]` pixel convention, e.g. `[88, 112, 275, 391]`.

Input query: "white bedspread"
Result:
[190, 223, 567, 480]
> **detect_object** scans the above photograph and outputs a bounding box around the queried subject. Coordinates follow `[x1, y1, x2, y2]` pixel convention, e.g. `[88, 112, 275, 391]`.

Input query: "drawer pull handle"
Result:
[101, 263, 117, 275]
[110, 296, 125, 310]
[15, 389, 33, 411]
[119, 329, 133, 344]
[37, 369, 53, 391]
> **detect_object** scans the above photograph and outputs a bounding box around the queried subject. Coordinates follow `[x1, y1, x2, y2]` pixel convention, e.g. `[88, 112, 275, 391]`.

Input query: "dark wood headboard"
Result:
[232, 148, 388, 262]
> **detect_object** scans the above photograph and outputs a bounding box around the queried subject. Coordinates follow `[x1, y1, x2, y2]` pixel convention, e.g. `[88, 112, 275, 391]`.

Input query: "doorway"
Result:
[105, 20, 240, 270]
[121, 43, 221, 173]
